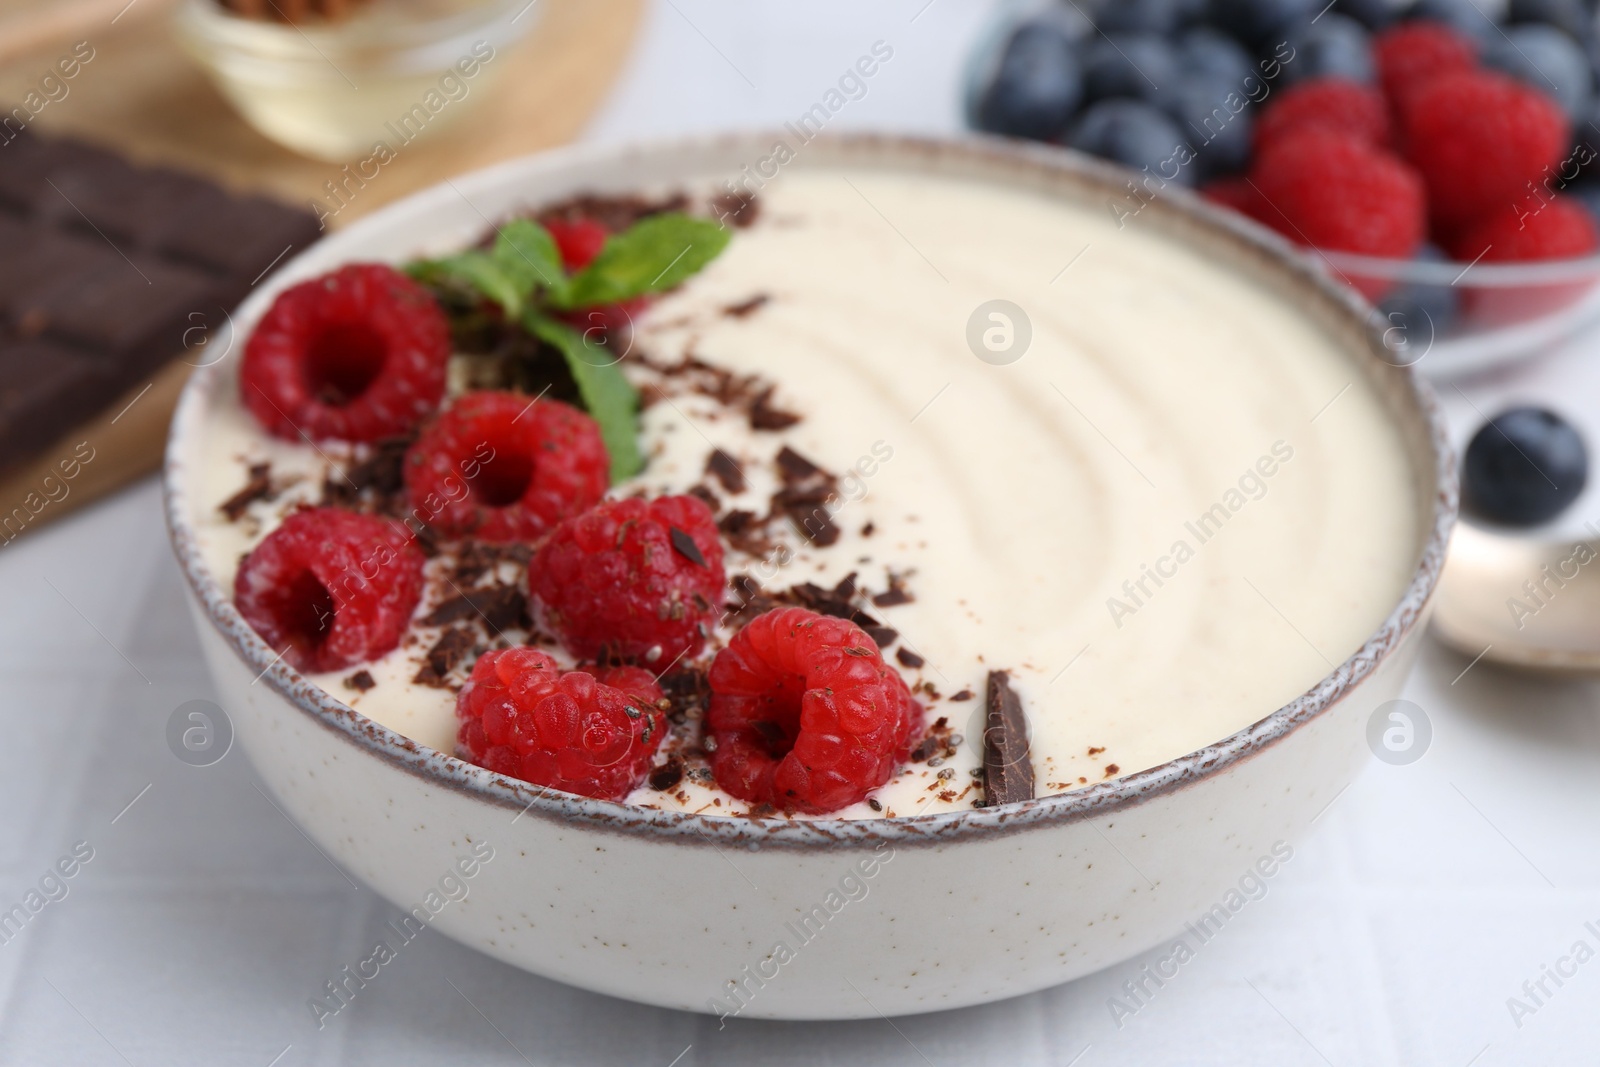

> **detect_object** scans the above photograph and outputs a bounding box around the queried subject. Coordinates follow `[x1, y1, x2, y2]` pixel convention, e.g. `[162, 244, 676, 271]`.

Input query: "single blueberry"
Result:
[1507, 0, 1592, 40]
[1463, 407, 1589, 526]
[1403, 0, 1497, 47]
[1207, 0, 1320, 51]
[1174, 26, 1257, 84]
[1083, 33, 1181, 103]
[975, 21, 1085, 140]
[1283, 13, 1375, 83]
[1484, 24, 1592, 117]
[1097, 0, 1202, 35]
[1375, 246, 1461, 358]
[1157, 74, 1255, 176]
[1572, 96, 1600, 173]
[1331, 0, 1396, 31]
[1067, 99, 1199, 186]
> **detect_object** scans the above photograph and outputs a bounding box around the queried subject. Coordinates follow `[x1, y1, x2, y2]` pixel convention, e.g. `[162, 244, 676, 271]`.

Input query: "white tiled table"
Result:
[3, 2, 1598, 1063]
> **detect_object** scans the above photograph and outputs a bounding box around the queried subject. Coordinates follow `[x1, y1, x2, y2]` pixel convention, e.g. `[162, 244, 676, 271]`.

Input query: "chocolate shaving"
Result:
[423, 585, 529, 633]
[771, 446, 839, 547]
[873, 586, 913, 608]
[648, 758, 685, 792]
[687, 484, 721, 513]
[983, 671, 1034, 805]
[450, 540, 532, 585]
[705, 449, 746, 494]
[719, 509, 773, 555]
[322, 435, 411, 514]
[749, 385, 801, 430]
[775, 445, 829, 487]
[896, 647, 925, 669]
[219, 462, 274, 521]
[949, 689, 973, 702]
[535, 192, 690, 235]
[723, 293, 769, 318]
[669, 526, 707, 567]
[862, 625, 898, 649]
[659, 665, 711, 722]
[344, 670, 376, 692]
[414, 627, 476, 687]
[709, 191, 761, 228]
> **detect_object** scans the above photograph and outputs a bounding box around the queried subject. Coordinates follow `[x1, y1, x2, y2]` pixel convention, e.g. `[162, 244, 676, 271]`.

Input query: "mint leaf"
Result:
[561, 213, 730, 309]
[493, 219, 569, 307]
[407, 251, 524, 318]
[524, 312, 643, 483]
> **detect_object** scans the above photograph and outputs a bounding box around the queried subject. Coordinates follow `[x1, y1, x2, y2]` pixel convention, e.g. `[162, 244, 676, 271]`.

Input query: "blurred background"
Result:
[1, 0, 1598, 1063]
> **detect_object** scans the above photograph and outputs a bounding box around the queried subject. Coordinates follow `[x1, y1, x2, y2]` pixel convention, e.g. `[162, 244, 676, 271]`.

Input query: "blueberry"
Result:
[1403, 0, 1497, 47]
[1483, 24, 1592, 118]
[1157, 74, 1255, 175]
[1067, 99, 1198, 186]
[1283, 13, 1375, 83]
[1563, 178, 1600, 223]
[1207, 0, 1320, 50]
[1463, 407, 1589, 526]
[1375, 246, 1461, 357]
[1174, 26, 1256, 84]
[974, 21, 1085, 140]
[1331, 0, 1396, 31]
[1083, 33, 1181, 103]
[1097, 0, 1203, 34]
[1507, 0, 1592, 40]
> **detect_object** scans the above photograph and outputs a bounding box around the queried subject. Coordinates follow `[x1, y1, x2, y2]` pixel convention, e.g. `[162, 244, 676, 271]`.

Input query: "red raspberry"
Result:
[1200, 175, 1267, 222]
[1254, 79, 1393, 155]
[1449, 197, 1600, 263]
[455, 647, 666, 801]
[1373, 21, 1477, 104]
[544, 217, 609, 271]
[1399, 70, 1569, 233]
[1253, 130, 1426, 273]
[707, 607, 922, 815]
[1450, 198, 1600, 327]
[241, 264, 451, 443]
[234, 507, 424, 674]
[404, 391, 608, 543]
[530, 495, 725, 666]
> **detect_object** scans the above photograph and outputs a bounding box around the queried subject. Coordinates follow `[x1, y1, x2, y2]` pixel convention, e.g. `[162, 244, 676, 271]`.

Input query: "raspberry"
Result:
[1252, 130, 1426, 269]
[1200, 175, 1267, 221]
[707, 607, 922, 815]
[1399, 71, 1569, 232]
[234, 507, 424, 674]
[455, 648, 666, 801]
[404, 391, 609, 542]
[530, 495, 725, 666]
[544, 217, 609, 271]
[1254, 79, 1393, 155]
[1450, 198, 1600, 327]
[1373, 21, 1477, 104]
[241, 264, 451, 443]
[1449, 197, 1600, 263]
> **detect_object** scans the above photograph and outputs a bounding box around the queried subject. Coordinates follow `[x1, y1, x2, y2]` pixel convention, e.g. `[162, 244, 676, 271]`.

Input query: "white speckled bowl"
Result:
[164, 133, 1454, 1020]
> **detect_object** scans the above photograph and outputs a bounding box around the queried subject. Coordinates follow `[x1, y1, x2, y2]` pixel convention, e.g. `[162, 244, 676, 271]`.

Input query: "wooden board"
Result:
[0, 0, 644, 540]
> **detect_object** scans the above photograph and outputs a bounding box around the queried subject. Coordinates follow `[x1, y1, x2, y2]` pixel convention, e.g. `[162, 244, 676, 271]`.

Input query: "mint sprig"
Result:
[559, 214, 730, 309]
[406, 210, 731, 486]
[524, 313, 643, 483]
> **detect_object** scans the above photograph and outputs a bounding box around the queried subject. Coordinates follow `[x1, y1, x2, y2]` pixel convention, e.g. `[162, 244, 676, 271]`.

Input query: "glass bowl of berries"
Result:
[968, 0, 1600, 379]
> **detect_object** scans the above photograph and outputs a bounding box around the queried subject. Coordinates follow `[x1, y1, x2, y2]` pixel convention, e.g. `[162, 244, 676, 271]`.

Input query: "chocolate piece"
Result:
[344, 670, 376, 692]
[0, 131, 320, 474]
[749, 385, 801, 430]
[772, 446, 840, 546]
[873, 587, 912, 607]
[949, 689, 974, 702]
[896, 647, 925, 669]
[862, 625, 898, 649]
[648, 758, 685, 792]
[219, 462, 274, 521]
[705, 448, 745, 494]
[535, 192, 690, 235]
[423, 585, 528, 633]
[448, 539, 532, 585]
[709, 191, 761, 228]
[686, 484, 720, 513]
[775, 445, 828, 486]
[983, 671, 1034, 805]
[668, 525, 707, 567]
[723, 293, 769, 318]
[718, 509, 772, 555]
[414, 627, 476, 686]
[322, 435, 411, 512]
[659, 665, 710, 721]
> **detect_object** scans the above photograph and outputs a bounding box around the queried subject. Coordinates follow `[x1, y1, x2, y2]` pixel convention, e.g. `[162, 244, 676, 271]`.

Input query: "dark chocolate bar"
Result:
[0, 130, 321, 472]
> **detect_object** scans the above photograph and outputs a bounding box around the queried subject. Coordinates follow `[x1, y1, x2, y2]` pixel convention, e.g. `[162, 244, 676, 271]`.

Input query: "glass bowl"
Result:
[175, 0, 541, 161]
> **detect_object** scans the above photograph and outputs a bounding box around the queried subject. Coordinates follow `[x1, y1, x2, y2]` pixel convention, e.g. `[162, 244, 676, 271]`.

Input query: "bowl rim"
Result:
[163, 130, 1457, 850]
[1318, 245, 1600, 286]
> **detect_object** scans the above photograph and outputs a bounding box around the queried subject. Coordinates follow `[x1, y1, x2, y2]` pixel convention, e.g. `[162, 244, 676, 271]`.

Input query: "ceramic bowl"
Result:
[164, 132, 1455, 1020]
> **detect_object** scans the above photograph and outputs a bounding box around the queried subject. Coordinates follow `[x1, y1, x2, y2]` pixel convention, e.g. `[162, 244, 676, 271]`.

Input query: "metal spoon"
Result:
[1432, 522, 1600, 673]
